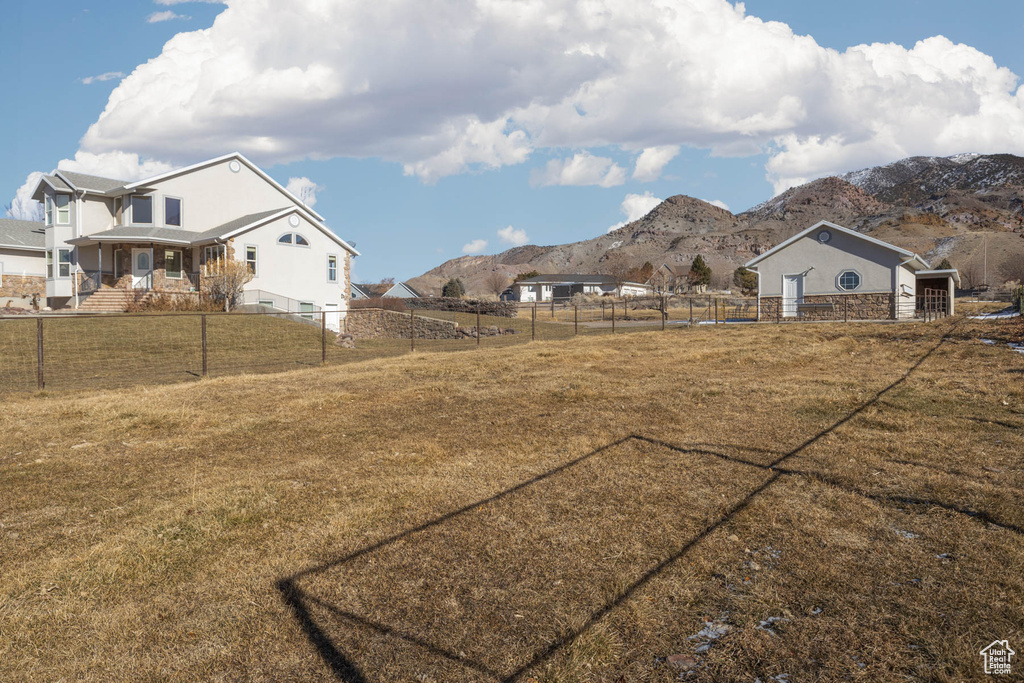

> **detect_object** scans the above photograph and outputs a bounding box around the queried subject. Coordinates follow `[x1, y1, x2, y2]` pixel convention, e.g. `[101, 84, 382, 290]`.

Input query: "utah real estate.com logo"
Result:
[980, 640, 1015, 675]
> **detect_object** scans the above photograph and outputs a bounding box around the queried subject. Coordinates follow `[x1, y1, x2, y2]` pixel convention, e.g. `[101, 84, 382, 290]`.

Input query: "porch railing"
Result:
[79, 271, 102, 294]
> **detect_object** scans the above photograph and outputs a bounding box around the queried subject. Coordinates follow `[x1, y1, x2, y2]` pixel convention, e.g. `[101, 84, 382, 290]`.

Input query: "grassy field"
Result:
[1, 315, 1022, 681]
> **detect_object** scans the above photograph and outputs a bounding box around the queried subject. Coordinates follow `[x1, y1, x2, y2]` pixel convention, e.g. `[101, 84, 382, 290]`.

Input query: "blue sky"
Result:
[2, 0, 1022, 282]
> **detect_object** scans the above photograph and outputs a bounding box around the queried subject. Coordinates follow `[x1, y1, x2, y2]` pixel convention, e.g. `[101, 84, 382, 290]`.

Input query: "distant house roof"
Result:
[384, 282, 423, 298]
[515, 274, 620, 286]
[745, 220, 930, 269]
[351, 283, 375, 298]
[0, 219, 46, 251]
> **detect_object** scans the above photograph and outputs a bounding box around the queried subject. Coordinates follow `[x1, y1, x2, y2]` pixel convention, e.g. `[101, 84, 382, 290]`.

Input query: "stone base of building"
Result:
[759, 293, 895, 321]
[0, 275, 46, 309]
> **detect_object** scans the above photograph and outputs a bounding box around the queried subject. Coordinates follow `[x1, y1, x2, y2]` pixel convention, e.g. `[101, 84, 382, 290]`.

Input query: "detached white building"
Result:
[22, 153, 359, 323]
[744, 220, 959, 320]
[513, 274, 652, 302]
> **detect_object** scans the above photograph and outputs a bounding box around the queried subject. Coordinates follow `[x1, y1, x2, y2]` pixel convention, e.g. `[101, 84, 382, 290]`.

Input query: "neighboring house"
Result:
[647, 263, 691, 294]
[744, 220, 960, 320]
[351, 281, 422, 299]
[25, 153, 359, 324]
[513, 274, 653, 302]
[0, 219, 47, 308]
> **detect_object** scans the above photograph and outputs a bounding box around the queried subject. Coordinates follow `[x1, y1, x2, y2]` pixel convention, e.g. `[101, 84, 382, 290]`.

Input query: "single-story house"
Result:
[744, 220, 960, 320]
[351, 281, 422, 299]
[0, 219, 47, 308]
[513, 274, 652, 302]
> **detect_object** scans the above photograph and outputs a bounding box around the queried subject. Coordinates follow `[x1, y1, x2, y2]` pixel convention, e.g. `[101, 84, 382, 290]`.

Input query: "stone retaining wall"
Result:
[759, 292, 895, 321]
[344, 308, 461, 339]
[406, 297, 517, 317]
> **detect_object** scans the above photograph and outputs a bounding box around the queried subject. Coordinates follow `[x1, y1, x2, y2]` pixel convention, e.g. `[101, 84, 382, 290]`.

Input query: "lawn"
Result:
[0, 315, 1022, 681]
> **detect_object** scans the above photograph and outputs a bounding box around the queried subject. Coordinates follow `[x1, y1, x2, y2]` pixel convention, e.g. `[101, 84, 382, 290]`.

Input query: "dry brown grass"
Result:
[1, 316, 1022, 682]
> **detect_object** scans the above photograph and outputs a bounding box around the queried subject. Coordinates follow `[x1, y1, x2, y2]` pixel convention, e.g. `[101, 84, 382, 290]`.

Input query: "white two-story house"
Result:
[27, 153, 359, 323]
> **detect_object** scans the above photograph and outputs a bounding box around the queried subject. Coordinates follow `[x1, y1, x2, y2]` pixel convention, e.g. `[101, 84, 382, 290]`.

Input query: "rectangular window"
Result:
[327, 255, 338, 282]
[132, 196, 153, 224]
[45, 196, 54, 226]
[165, 250, 182, 279]
[165, 197, 182, 227]
[203, 245, 226, 273]
[46, 250, 53, 278]
[299, 301, 315, 320]
[55, 195, 70, 225]
[245, 245, 257, 274]
[58, 249, 72, 278]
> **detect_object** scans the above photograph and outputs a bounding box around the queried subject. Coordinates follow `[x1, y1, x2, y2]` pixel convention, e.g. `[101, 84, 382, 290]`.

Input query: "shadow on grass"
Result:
[277, 319, 1021, 681]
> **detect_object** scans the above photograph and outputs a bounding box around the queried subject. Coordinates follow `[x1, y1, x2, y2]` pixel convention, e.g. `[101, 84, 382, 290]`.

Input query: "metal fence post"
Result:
[574, 305, 578, 335]
[714, 298, 719, 325]
[36, 317, 44, 390]
[689, 298, 693, 325]
[410, 309, 415, 351]
[661, 295, 666, 331]
[201, 314, 208, 377]
[844, 297, 848, 323]
[321, 311, 327, 363]
[477, 306, 481, 346]
[551, 296, 555, 319]
[531, 302, 536, 341]
[611, 300, 616, 333]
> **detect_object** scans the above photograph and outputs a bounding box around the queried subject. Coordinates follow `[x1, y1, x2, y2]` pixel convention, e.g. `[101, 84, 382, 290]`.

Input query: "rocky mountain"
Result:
[408, 154, 1024, 296]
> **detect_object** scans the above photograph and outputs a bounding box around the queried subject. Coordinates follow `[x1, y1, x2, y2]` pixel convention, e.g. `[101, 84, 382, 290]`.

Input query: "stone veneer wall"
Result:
[759, 293, 895, 321]
[0, 275, 46, 303]
[344, 308, 461, 339]
[109, 244, 197, 292]
[406, 297, 518, 317]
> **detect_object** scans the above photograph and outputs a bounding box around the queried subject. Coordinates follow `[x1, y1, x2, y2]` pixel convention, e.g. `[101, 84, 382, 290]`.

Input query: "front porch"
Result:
[66, 240, 219, 311]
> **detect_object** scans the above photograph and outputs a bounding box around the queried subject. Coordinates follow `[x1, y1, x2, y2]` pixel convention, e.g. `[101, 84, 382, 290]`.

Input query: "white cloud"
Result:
[154, 0, 222, 4]
[75, 0, 1024, 189]
[81, 72, 125, 85]
[701, 198, 731, 211]
[285, 176, 322, 209]
[462, 239, 489, 254]
[530, 152, 626, 188]
[6, 172, 44, 221]
[147, 11, 190, 23]
[497, 225, 529, 246]
[633, 145, 680, 182]
[607, 191, 662, 233]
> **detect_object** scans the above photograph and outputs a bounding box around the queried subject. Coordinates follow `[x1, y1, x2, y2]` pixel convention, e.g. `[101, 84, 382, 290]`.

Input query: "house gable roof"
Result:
[191, 206, 359, 255]
[56, 170, 129, 193]
[384, 282, 423, 297]
[0, 219, 46, 251]
[744, 220, 930, 270]
[121, 153, 325, 221]
[351, 283, 375, 298]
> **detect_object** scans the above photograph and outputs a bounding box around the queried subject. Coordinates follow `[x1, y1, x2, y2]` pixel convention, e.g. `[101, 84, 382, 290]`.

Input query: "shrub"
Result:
[202, 258, 255, 311]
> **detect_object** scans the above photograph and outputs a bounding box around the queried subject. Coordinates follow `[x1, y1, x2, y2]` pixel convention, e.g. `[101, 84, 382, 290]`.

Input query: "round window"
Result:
[817, 230, 831, 243]
[228, 160, 241, 173]
[288, 215, 300, 227]
[837, 270, 861, 291]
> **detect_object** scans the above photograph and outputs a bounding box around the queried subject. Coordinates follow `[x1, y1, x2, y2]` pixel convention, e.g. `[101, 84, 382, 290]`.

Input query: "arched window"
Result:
[277, 232, 309, 246]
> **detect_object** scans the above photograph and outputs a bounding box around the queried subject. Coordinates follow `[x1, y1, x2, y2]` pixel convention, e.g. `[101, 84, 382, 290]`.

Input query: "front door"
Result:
[132, 248, 152, 290]
[782, 274, 803, 317]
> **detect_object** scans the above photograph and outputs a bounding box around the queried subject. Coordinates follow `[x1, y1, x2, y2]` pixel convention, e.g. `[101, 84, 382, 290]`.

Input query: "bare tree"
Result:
[202, 257, 255, 311]
[998, 254, 1024, 285]
[485, 270, 510, 297]
[958, 261, 984, 290]
[379, 277, 396, 287]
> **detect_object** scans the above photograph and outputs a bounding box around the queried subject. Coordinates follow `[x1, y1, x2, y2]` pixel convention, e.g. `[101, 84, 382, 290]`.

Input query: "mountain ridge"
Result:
[408, 154, 1024, 296]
